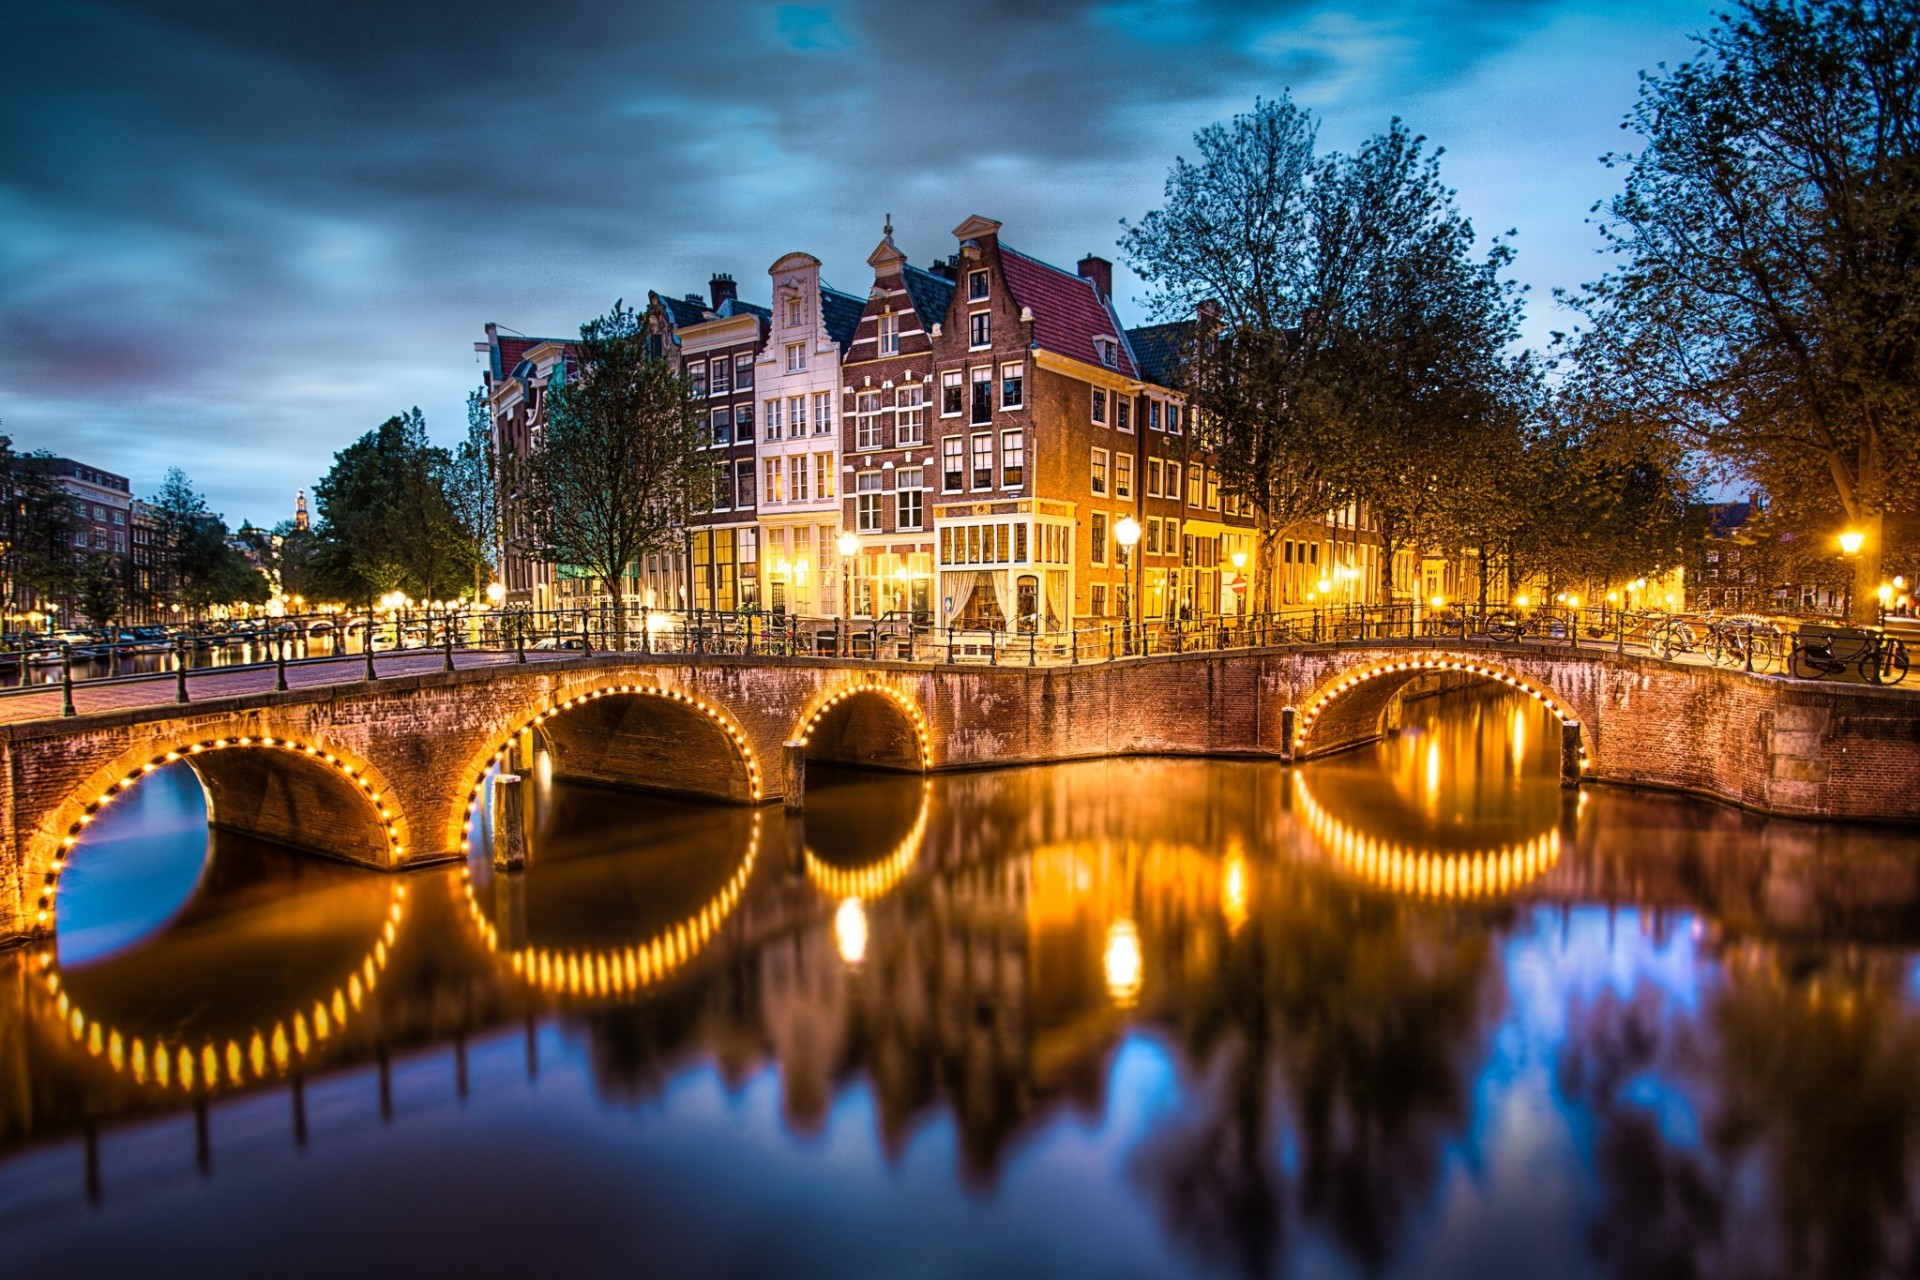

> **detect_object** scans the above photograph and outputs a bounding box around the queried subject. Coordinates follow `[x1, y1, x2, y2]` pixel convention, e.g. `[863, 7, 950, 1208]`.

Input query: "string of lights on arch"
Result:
[36, 735, 406, 931]
[795, 681, 933, 770]
[460, 812, 761, 1000]
[1293, 776, 1562, 899]
[34, 879, 407, 1093]
[458, 683, 765, 852]
[803, 778, 932, 902]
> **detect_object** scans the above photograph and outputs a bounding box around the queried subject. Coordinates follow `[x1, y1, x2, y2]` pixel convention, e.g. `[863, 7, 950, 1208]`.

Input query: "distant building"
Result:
[46, 457, 131, 561]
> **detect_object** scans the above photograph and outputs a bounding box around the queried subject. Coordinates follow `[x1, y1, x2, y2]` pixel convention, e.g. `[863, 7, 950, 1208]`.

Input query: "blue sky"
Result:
[0, 0, 1707, 525]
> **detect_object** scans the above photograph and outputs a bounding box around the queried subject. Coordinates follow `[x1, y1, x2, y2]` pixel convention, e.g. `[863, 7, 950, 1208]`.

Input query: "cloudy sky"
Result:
[1, 0, 1708, 525]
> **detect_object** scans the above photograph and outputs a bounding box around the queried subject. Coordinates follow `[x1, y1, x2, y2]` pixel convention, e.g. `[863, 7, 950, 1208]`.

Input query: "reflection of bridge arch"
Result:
[1293, 774, 1561, 899]
[33, 879, 407, 1093]
[461, 811, 762, 999]
[794, 681, 932, 772]
[452, 683, 765, 853]
[803, 779, 932, 901]
[1294, 655, 1585, 767]
[33, 735, 409, 932]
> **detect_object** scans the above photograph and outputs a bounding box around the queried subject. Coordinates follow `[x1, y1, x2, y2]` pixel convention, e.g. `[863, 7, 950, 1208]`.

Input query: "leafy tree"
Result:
[450, 387, 502, 597]
[311, 408, 477, 605]
[0, 435, 83, 623]
[74, 553, 123, 627]
[144, 469, 274, 616]
[1573, 0, 1920, 621]
[522, 301, 711, 647]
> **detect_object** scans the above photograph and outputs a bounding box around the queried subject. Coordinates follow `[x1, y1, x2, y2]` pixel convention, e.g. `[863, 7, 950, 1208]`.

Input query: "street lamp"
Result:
[1230, 549, 1248, 619]
[1839, 529, 1865, 620]
[1114, 516, 1141, 652]
[836, 531, 859, 619]
[486, 581, 506, 606]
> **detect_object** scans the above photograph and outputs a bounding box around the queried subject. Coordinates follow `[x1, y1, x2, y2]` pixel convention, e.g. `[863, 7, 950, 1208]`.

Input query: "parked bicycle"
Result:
[1705, 616, 1783, 672]
[1788, 627, 1909, 684]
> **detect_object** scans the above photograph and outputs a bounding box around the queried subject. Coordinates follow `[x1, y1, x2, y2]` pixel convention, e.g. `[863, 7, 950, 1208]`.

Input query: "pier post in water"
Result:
[782, 740, 806, 814]
[1560, 720, 1584, 787]
[491, 772, 529, 871]
[1278, 705, 1297, 763]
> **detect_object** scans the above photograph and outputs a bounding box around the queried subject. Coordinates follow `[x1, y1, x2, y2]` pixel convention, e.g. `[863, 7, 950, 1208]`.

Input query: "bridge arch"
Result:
[450, 682, 765, 855]
[30, 732, 410, 932]
[793, 680, 932, 773]
[1293, 654, 1587, 772]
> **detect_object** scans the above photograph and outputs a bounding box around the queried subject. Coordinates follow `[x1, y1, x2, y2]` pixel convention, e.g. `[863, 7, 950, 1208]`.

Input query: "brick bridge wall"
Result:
[2, 645, 1915, 942]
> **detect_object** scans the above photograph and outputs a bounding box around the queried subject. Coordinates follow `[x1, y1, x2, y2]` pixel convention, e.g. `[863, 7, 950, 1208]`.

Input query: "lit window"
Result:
[1091, 447, 1109, 496]
[815, 453, 835, 500]
[764, 458, 784, 504]
[1116, 453, 1133, 499]
[1090, 512, 1108, 566]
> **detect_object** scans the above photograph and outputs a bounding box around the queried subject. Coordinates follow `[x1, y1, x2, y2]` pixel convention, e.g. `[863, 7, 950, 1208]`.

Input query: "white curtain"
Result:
[945, 571, 976, 626]
[988, 571, 1013, 629]
[1044, 571, 1068, 633]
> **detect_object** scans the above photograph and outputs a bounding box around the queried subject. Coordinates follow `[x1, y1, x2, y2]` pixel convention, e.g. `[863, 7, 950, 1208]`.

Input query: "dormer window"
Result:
[1095, 338, 1118, 368]
[785, 297, 803, 327]
[879, 312, 900, 356]
[968, 269, 990, 301]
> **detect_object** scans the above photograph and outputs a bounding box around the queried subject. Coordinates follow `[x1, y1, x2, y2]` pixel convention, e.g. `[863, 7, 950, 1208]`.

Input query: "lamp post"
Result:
[1839, 528, 1865, 622]
[1231, 549, 1248, 621]
[1114, 516, 1141, 655]
[836, 531, 859, 620]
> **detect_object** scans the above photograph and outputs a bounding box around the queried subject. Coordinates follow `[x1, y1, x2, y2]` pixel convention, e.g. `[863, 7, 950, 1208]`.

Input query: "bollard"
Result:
[1279, 705, 1297, 763]
[1028, 629, 1037, 667]
[1560, 720, 1584, 787]
[364, 617, 378, 680]
[516, 611, 527, 663]
[60, 642, 75, 717]
[491, 772, 529, 871]
[443, 613, 455, 672]
[580, 608, 592, 656]
[175, 635, 189, 704]
[782, 740, 806, 814]
[947, 625, 955, 665]
[641, 606, 651, 655]
[275, 637, 289, 691]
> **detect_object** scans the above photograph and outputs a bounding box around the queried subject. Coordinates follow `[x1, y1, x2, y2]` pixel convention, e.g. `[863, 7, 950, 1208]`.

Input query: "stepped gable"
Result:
[998, 245, 1138, 378]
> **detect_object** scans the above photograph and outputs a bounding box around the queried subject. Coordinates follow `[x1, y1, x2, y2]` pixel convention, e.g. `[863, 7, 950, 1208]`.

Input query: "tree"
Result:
[450, 388, 502, 597]
[0, 435, 83, 624]
[311, 409, 476, 605]
[74, 553, 123, 627]
[1574, 0, 1920, 621]
[522, 300, 710, 647]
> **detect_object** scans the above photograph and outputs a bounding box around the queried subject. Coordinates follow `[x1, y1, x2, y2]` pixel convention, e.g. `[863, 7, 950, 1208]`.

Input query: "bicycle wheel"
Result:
[1486, 612, 1520, 642]
[1861, 641, 1910, 686]
[1789, 642, 1829, 680]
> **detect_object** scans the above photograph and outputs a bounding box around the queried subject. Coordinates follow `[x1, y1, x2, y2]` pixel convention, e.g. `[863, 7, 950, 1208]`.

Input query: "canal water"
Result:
[3, 689, 1919, 1279]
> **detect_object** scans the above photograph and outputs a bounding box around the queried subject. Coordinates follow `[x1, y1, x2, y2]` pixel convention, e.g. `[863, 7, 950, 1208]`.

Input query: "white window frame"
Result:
[942, 436, 965, 491]
[1091, 447, 1109, 497]
[785, 343, 806, 373]
[969, 310, 990, 349]
[878, 312, 900, 356]
[1091, 386, 1108, 426]
[895, 383, 926, 446]
[1000, 362, 1024, 410]
[941, 369, 964, 417]
[968, 269, 990, 301]
[854, 390, 884, 451]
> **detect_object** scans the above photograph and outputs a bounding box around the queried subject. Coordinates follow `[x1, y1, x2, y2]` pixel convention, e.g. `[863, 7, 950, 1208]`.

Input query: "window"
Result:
[1090, 512, 1109, 566]
[878, 312, 900, 356]
[971, 433, 994, 489]
[1015, 522, 1029, 562]
[785, 297, 802, 326]
[1091, 447, 1109, 496]
[791, 455, 810, 502]
[1000, 362, 1024, 410]
[1148, 458, 1164, 497]
[1145, 518, 1161, 555]
[736, 404, 753, 440]
[1092, 584, 1108, 617]
[941, 369, 964, 417]
[1206, 468, 1220, 511]
[897, 467, 925, 530]
[690, 361, 708, 397]
[1116, 396, 1132, 433]
[814, 392, 832, 434]
[1096, 337, 1118, 367]
[765, 398, 783, 440]
[1001, 430, 1025, 488]
[816, 452, 835, 500]
[713, 467, 732, 510]
[1116, 453, 1134, 499]
[711, 356, 731, 395]
[1168, 403, 1183, 434]
[785, 396, 804, 441]
[1149, 400, 1163, 432]
[93, 505, 106, 519]
[895, 383, 925, 445]
[943, 437, 965, 491]
[963, 368, 990, 425]
[856, 472, 884, 532]
[735, 354, 754, 390]
[113, 510, 125, 525]
[1091, 387, 1108, 425]
[711, 407, 732, 447]
[1188, 464, 1204, 507]
[785, 343, 806, 373]
[735, 460, 755, 508]
[855, 390, 884, 450]
[968, 269, 990, 301]
[764, 458, 784, 504]
[969, 311, 990, 348]
[1167, 462, 1181, 500]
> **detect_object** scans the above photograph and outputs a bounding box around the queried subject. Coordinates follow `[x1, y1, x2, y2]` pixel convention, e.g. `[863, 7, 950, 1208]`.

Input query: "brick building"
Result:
[475, 323, 577, 609]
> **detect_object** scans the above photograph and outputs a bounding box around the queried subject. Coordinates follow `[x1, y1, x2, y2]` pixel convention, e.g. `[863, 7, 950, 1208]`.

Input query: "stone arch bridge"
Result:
[3, 644, 1915, 944]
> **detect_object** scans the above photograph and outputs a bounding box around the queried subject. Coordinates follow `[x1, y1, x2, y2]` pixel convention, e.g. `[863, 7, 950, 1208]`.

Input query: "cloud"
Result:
[0, 0, 1700, 520]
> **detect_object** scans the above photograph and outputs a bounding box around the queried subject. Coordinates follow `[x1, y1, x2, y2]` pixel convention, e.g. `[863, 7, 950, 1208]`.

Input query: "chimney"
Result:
[709, 273, 737, 308]
[1077, 255, 1112, 300]
[928, 256, 958, 281]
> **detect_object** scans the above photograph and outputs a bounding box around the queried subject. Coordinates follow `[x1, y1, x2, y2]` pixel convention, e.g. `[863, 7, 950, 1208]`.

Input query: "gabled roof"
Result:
[719, 297, 770, 324]
[657, 293, 709, 331]
[901, 264, 955, 331]
[493, 335, 572, 382]
[1127, 322, 1190, 389]
[821, 286, 866, 353]
[998, 246, 1138, 379]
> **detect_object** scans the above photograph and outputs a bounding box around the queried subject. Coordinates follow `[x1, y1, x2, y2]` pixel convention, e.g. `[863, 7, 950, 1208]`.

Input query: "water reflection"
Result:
[7, 688, 1920, 1280]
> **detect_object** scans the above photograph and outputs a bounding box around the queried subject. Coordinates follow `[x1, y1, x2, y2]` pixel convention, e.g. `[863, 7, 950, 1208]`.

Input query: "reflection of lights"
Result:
[1295, 657, 1579, 760]
[461, 684, 764, 849]
[1294, 775, 1560, 899]
[39, 881, 405, 1093]
[804, 780, 930, 901]
[1511, 706, 1527, 773]
[1424, 739, 1442, 815]
[835, 897, 868, 967]
[464, 814, 760, 999]
[1222, 851, 1250, 934]
[1104, 919, 1143, 1006]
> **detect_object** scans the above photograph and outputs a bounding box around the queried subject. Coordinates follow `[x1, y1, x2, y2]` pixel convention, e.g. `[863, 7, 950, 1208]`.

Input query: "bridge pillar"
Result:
[1279, 706, 1298, 763]
[491, 774, 528, 871]
[1560, 720, 1584, 788]
[782, 740, 806, 814]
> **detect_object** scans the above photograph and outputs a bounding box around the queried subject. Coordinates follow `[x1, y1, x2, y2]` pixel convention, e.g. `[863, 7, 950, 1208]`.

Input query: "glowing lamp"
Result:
[836, 532, 859, 558]
[485, 582, 506, 605]
[1114, 515, 1142, 551]
[1513, 593, 1530, 609]
[1839, 530, 1865, 555]
[1429, 595, 1445, 610]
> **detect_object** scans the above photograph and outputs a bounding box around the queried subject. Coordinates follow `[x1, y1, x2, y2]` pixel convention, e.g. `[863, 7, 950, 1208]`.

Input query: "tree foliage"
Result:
[146, 468, 270, 616]
[311, 408, 477, 604]
[1572, 0, 1920, 618]
[0, 435, 83, 619]
[449, 388, 501, 596]
[521, 301, 710, 643]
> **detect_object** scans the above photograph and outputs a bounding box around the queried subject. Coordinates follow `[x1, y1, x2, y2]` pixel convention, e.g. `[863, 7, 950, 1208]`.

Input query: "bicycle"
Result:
[1788, 629, 1910, 685]
[1654, 615, 1706, 660]
[1706, 617, 1783, 671]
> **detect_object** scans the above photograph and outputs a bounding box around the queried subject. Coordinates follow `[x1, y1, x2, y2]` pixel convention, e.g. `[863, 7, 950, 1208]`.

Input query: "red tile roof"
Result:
[998, 246, 1137, 379]
[496, 337, 539, 377]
